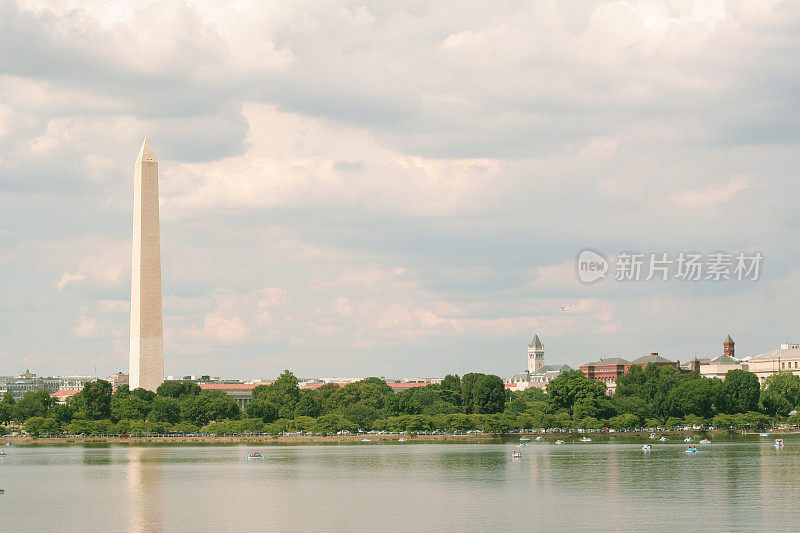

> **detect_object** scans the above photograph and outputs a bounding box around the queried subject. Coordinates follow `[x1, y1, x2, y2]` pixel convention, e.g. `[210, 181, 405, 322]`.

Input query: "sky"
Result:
[1, 0, 799, 380]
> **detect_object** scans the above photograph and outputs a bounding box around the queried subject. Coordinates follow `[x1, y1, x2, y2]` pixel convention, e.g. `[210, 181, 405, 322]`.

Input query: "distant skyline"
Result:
[1, 1, 799, 379]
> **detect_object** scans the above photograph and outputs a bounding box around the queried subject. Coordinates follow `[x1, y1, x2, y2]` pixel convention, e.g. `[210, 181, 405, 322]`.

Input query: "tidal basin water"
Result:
[2, 436, 800, 532]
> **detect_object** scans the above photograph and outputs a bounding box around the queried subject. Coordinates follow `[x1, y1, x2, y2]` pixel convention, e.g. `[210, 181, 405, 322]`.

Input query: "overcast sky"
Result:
[1, 0, 799, 380]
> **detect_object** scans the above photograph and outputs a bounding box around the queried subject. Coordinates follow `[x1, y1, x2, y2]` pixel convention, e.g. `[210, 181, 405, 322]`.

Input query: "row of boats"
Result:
[513, 436, 787, 457]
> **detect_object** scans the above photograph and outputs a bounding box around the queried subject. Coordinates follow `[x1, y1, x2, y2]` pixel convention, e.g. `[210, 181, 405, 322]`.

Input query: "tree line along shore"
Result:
[2, 366, 800, 438]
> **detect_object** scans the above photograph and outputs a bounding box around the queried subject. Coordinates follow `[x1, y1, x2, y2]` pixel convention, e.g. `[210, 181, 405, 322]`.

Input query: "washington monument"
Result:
[129, 138, 165, 391]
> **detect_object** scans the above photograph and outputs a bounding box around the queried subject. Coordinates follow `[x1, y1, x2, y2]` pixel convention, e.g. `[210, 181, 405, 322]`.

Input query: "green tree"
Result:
[245, 398, 279, 423]
[665, 378, 724, 419]
[48, 404, 74, 425]
[440, 374, 462, 406]
[253, 370, 302, 418]
[180, 390, 240, 426]
[573, 396, 615, 420]
[762, 372, 800, 409]
[608, 413, 640, 429]
[294, 392, 322, 418]
[12, 390, 55, 422]
[156, 381, 201, 399]
[82, 380, 113, 420]
[721, 370, 760, 414]
[1, 390, 15, 424]
[149, 397, 181, 423]
[546, 370, 607, 414]
[342, 402, 381, 430]
[760, 388, 792, 416]
[111, 393, 151, 422]
[470, 375, 507, 414]
[460, 373, 485, 414]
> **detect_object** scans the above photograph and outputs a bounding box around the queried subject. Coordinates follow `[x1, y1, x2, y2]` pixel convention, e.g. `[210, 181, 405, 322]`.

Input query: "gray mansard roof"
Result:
[751, 346, 800, 360]
[708, 355, 741, 365]
[532, 364, 573, 375]
[630, 354, 675, 365]
[585, 357, 629, 366]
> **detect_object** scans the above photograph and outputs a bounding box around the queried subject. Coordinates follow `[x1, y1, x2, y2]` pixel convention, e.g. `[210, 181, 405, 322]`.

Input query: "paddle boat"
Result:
[759, 433, 770, 437]
[398, 437, 406, 443]
[775, 439, 784, 447]
[517, 443, 530, 447]
[246, 452, 263, 460]
[649, 433, 658, 439]
[361, 438, 371, 442]
[642, 444, 652, 451]
[659, 436, 667, 442]
[4, 443, 12, 446]
[580, 437, 592, 442]
[535, 436, 543, 441]
[685, 446, 699, 453]
[699, 438, 711, 444]
[684, 437, 692, 442]
[519, 436, 530, 441]
[555, 440, 565, 444]
[0, 450, 6, 456]
[512, 450, 522, 458]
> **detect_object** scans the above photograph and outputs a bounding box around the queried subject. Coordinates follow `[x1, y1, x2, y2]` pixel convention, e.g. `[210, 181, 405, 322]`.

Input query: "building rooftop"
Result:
[708, 355, 741, 365]
[584, 357, 630, 366]
[532, 364, 573, 375]
[630, 354, 675, 365]
[751, 345, 800, 361]
[529, 334, 543, 350]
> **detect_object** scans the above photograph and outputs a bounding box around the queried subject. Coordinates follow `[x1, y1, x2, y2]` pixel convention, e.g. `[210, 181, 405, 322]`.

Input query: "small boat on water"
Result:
[649, 433, 658, 439]
[659, 436, 667, 442]
[512, 451, 522, 458]
[519, 436, 530, 441]
[775, 439, 784, 447]
[0, 450, 6, 456]
[361, 438, 371, 442]
[759, 433, 770, 437]
[398, 438, 406, 442]
[684, 437, 692, 442]
[535, 436, 543, 441]
[580, 437, 592, 442]
[685, 446, 699, 453]
[0, 489, 4, 494]
[246, 452, 263, 460]
[517, 443, 530, 447]
[699, 439, 711, 444]
[555, 440, 565, 444]
[642, 444, 652, 451]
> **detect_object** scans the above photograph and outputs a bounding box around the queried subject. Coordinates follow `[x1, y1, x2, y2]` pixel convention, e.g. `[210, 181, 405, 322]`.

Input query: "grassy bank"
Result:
[6, 428, 799, 447]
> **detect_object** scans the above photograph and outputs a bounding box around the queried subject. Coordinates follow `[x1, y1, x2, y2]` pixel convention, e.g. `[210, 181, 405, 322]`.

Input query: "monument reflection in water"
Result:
[126, 448, 164, 532]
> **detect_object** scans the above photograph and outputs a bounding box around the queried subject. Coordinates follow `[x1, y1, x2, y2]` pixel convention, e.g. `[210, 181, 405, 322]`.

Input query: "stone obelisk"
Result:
[129, 138, 164, 391]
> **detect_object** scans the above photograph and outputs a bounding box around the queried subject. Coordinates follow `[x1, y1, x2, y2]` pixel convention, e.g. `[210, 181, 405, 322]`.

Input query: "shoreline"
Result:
[4, 429, 798, 446]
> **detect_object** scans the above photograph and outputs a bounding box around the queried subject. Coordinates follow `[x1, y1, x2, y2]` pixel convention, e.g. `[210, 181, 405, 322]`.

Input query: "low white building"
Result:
[699, 355, 744, 379]
[746, 343, 800, 385]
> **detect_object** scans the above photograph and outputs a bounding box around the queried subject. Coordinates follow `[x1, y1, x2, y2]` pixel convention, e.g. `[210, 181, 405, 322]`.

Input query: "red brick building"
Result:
[581, 353, 679, 393]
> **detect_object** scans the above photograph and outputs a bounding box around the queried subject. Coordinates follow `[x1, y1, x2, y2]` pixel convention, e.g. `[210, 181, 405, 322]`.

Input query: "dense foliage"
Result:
[4, 366, 800, 436]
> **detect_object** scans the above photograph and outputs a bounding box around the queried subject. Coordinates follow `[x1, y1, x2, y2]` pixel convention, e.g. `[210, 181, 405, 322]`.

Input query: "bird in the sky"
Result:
[559, 305, 572, 312]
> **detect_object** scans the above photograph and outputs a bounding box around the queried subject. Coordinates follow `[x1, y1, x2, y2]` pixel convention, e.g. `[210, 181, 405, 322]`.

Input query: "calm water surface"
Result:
[1, 436, 800, 532]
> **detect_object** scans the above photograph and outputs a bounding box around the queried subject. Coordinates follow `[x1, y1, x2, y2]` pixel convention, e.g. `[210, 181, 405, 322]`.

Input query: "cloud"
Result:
[203, 314, 248, 344]
[73, 315, 101, 339]
[1, 0, 799, 378]
[57, 272, 85, 291]
[671, 177, 750, 208]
